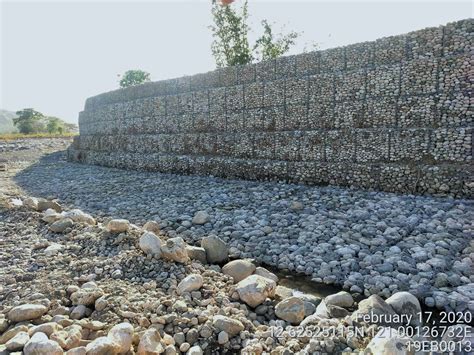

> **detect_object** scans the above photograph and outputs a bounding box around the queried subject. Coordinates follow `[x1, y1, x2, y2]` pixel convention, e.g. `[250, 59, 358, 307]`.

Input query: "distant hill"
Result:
[0, 109, 18, 133]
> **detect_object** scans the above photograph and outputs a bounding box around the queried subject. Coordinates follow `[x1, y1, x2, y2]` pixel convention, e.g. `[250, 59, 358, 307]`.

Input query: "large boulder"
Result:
[324, 291, 354, 308]
[70, 286, 104, 306]
[222, 259, 256, 283]
[137, 328, 164, 355]
[177, 274, 203, 294]
[212, 315, 244, 337]
[351, 295, 397, 327]
[161, 237, 189, 263]
[23, 332, 63, 355]
[192, 211, 210, 225]
[139, 232, 162, 257]
[386, 292, 422, 326]
[106, 219, 130, 233]
[235, 275, 276, 308]
[108, 322, 134, 353]
[365, 327, 414, 355]
[85, 336, 121, 355]
[8, 304, 48, 322]
[254, 267, 278, 283]
[201, 235, 228, 264]
[275, 296, 306, 324]
[62, 209, 96, 225]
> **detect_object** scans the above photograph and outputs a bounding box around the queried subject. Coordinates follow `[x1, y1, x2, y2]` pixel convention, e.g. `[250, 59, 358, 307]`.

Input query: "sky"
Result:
[1, 0, 472, 123]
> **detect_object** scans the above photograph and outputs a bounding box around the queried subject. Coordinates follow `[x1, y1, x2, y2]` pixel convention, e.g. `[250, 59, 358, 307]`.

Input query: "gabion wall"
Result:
[69, 19, 473, 197]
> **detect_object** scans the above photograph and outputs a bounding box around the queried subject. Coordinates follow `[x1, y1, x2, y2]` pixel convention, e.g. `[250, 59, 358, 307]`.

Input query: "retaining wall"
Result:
[69, 19, 473, 197]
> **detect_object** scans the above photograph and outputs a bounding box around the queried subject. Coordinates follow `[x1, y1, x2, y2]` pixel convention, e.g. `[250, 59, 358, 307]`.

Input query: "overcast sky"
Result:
[1, 0, 472, 123]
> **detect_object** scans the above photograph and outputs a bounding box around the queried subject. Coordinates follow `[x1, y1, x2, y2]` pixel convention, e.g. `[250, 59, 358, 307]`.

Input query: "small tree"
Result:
[119, 70, 151, 88]
[210, 0, 253, 67]
[13, 108, 45, 134]
[46, 117, 64, 134]
[254, 20, 299, 61]
[210, 0, 300, 67]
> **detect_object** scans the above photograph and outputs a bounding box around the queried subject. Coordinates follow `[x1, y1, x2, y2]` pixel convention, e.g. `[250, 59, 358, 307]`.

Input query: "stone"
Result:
[185, 246, 207, 264]
[137, 328, 164, 355]
[275, 296, 306, 324]
[45, 243, 64, 256]
[161, 237, 189, 263]
[365, 327, 414, 355]
[50, 218, 73, 233]
[139, 232, 162, 256]
[386, 291, 422, 326]
[50, 325, 82, 350]
[5, 331, 29, 351]
[108, 322, 134, 353]
[29, 322, 61, 337]
[201, 235, 228, 264]
[254, 267, 278, 282]
[37, 199, 62, 212]
[66, 347, 86, 355]
[217, 331, 229, 345]
[275, 286, 293, 300]
[95, 296, 108, 311]
[0, 325, 28, 344]
[106, 219, 130, 233]
[85, 336, 121, 355]
[351, 295, 398, 327]
[62, 209, 96, 225]
[212, 315, 244, 337]
[23, 332, 63, 355]
[23, 196, 39, 210]
[186, 345, 203, 355]
[143, 220, 161, 234]
[8, 304, 48, 322]
[177, 274, 203, 294]
[70, 287, 104, 306]
[42, 209, 63, 223]
[324, 291, 354, 308]
[222, 259, 256, 283]
[192, 211, 210, 225]
[235, 275, 276, 308]
[70, 305, 87, 320]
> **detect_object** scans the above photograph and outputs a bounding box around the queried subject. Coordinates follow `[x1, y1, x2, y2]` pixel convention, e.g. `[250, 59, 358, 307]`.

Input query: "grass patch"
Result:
[0, 132, 77, 141]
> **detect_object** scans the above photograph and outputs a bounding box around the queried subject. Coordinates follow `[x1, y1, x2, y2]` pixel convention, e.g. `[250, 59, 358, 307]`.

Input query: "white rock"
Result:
[143, 220, 161, 234]
[45, 243, 64, 256]
[192, 211, 210, 225]
[85, 336, 121, 355]
[139, 232, 162, 256]
[177, 274, 203, 295]
[365, 327, 414, 355]
[137, 328, 164, 355]
[236, 275, 276, 308]
[107, 219, 130, 233]
[222, 259, 256, 283]
[6, 331, 29, 351]
[42, 209, 63, 223]
[62, 209, 96, 225]
[70, 287, 104, 306]
[161, 237, 189, 263]
[186, 345, 203, 355]
[325, 291, 354, 308]
[108, 322, 134, 353]
[8, 304, 48, 322]
[24, 196, 39, 210]
[217, 331, 229, 345]
[386, 292, 422, 326]
[24, 332, 63, 355]
[65, 346, 86, 355]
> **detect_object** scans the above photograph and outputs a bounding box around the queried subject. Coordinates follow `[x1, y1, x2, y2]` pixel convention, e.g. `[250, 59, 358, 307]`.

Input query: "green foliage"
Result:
[210, 0, 253, 67]
[46, 117, 64, 134]
[119, 70, 151, 88]
[12, 108, 76, 135]
[254, 20, 299, 61]
[13, 108, 45, 134]
[210, 1, 300, 67]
